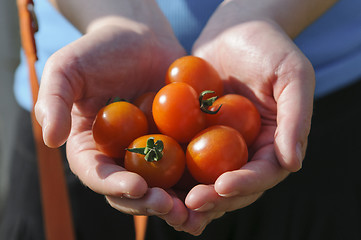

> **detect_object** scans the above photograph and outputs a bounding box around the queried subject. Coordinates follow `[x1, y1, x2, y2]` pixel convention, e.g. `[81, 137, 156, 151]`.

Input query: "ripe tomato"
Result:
[186, 125, 248, 184]
[125, 135, 185, 189]
[152, 82, 206, 143]
[165, 56, 223, 97]
[206, 94, 261, 146]
[133, 92, 158, 134]
[92, 101, 148, 161]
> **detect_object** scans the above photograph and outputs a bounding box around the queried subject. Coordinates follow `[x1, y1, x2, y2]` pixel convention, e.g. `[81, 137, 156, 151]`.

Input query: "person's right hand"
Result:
[35, 1, 187, 218]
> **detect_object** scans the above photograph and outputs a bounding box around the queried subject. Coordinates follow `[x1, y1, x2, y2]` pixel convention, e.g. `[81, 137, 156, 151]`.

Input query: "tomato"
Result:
[125, 135, 185, 189]
[186, 125, 248, 184]
[206, 94, 261, 146]
[152, 82, 206, 143]
[133, 92, 159, 134]
[165, 56, 223, 97]
[92, 101, 148, 161]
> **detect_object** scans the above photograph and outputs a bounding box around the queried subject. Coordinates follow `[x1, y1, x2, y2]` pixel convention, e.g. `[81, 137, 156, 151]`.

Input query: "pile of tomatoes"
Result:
[92, 56, 261, 190]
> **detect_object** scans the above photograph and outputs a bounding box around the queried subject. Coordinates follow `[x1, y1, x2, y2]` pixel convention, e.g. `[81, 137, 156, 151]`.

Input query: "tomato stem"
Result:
[126, 137, 164, 162]
[105, 97, 128, 106]
[199, 90, 222, 114]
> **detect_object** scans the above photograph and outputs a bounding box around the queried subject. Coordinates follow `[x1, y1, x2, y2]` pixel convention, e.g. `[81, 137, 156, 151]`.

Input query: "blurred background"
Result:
[0, 0, 21, 217]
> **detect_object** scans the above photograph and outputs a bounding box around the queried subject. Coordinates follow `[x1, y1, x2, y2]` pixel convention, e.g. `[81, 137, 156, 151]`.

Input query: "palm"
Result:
[36, 24, 186, 202]
[164, 10, 315, 236]
[63, 28, 183, 154]
[64, 29, 182, 119]
[194, 18, 315, 171]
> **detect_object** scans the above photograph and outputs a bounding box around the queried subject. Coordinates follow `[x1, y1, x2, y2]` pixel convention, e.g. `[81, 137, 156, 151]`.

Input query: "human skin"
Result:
[36, 0, 338, 236]
[36, 0, 185, 217]
[167, 0, 337, 235]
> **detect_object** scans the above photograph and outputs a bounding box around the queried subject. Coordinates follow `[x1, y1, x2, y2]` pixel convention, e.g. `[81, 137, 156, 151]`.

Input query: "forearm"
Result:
[48, 0, 171, 35]
[222, 0, 339, 38]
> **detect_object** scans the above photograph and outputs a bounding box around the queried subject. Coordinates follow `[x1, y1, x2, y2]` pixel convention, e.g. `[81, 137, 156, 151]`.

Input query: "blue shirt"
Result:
[14, 0, 361, 111]
[294, 0, 361, 97]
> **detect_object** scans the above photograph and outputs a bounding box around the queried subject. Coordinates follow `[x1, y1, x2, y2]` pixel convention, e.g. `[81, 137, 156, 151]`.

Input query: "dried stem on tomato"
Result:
[199, 90, 222, 114]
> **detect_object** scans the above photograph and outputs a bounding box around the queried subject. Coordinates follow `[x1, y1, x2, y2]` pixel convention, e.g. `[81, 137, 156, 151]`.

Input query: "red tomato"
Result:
[125, 135, 185, 189]
[206, 94, 261, 146]
[152, 82, 206, 143]
[133, 92, 159, 134]
[186, 125, 248, 184]
[92, 101, 148, 161]
[165, 56, 223, 97]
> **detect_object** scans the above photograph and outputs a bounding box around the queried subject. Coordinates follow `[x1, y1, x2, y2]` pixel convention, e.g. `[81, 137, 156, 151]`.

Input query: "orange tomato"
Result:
[186, 125, 248, 184]
[152, 82, 206, 143]
[133, 92, 159, 134]
[166, 56, 223, 97]
[206, 94, 261, 146]
[92, 101, 148, 161]
[125, 135, 185, 189]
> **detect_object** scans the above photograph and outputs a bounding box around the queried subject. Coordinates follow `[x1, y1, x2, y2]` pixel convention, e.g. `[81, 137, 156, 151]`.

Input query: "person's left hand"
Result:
[160, 1, 315, 235]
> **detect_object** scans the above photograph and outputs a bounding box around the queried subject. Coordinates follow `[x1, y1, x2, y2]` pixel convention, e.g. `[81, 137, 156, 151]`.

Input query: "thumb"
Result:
[35, 58, 75, 148]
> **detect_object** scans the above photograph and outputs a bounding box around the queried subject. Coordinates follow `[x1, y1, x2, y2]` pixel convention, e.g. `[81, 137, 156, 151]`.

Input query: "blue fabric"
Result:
[294, 0, 361, 97]
[14, 0, 361, 111]
[156, 0, 222, 53]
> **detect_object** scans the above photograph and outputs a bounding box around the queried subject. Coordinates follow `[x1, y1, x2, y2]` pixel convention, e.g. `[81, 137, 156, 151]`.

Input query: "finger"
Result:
[35, 54, 79, 148]
[185, 145, 288, 210]
[106, 187, 173, 216]
[214, 144, 289, 197]
[66, 141, 148, 198]
[185, 184, 262, 213]
[174, 209, 225, 236]
[185, 184, 218, 211]
[159, 195, 188, 228]
[273, 56, 315, 171]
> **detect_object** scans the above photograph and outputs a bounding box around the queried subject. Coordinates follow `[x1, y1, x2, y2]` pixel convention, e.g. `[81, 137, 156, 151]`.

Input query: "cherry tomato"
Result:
[165, 56, 223, 97]
[186, 125, 248, 184]
[133, 92, 159, 134]
[152, 82, 206, 143]
[206, 94, 261, 146]
[92, 101, 148, 161]
[125, 135, 185, 189]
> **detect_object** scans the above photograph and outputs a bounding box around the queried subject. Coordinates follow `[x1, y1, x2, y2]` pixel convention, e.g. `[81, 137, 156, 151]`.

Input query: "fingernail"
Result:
[296, 142, 303, 168]
[218, 191, 239, 198]
[147, 208, 167, 216]
[194, 202, 215, 212]
[42, 119, 50, 145]
[123, 193, 142, 199]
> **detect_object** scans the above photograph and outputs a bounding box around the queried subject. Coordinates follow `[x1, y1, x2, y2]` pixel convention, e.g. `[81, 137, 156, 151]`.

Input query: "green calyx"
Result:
[126, 137, 164, 162]
[199, 90, 222, 114]
[106, 96, 128, 105]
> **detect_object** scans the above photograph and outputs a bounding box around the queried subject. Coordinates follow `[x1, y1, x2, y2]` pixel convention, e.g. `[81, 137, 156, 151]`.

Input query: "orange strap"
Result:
[17, 0, 75, 239]
[134, 215, 148, 240]
[17, 1, 147, 239]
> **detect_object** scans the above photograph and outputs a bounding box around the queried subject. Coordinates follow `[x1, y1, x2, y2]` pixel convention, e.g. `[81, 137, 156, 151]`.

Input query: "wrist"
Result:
[50, 0, 173, 36]
[86, 16, 149, 35]
[222, 0, 338, 38]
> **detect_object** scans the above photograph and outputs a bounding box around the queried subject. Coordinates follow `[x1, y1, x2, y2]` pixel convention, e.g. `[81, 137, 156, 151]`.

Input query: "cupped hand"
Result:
[35, 18, 186, 216]
[164, 1, 315, 235]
